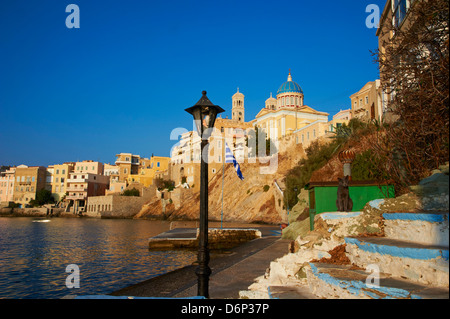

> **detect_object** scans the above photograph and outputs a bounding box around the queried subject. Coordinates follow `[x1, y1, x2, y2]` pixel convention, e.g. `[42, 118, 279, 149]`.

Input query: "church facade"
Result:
[252, 71, 330, 147]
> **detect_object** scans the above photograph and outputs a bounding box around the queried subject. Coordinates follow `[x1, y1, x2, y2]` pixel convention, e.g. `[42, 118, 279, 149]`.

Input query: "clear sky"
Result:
[0, 0, 386, 167]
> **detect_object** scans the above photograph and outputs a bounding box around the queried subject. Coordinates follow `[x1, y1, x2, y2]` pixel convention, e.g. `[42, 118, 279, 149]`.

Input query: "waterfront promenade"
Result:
[111, 231, 291, 299]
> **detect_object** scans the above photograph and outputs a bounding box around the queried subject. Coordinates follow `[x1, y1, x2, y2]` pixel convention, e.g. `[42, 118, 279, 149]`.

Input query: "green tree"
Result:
[29, 189, 54, 207]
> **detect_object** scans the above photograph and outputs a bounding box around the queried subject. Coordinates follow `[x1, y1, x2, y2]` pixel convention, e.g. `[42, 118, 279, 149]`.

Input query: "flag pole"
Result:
[221, 139, 224, 229]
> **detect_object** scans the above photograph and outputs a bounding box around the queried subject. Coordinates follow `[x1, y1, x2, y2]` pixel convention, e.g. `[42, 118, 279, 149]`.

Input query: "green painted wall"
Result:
[309, 185, 395, 215]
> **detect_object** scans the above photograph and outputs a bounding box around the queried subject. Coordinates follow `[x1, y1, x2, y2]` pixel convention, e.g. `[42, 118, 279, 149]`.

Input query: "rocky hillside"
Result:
[136, 142, 307, 224]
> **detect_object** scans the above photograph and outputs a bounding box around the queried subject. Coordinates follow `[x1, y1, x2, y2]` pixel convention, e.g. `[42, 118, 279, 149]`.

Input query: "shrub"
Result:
[352, 149, 389, 181]
[121, 188, 140, 197]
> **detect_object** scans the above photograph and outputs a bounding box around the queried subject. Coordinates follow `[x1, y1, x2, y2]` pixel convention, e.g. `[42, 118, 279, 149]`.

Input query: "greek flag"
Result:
[225, 142, 244, 180]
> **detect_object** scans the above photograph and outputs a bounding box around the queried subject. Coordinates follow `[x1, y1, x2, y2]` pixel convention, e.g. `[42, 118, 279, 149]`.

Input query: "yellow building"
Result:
[254, 71, 329, 141]
[13, 165, 47, 206]
[127, 156, 170, 187]
[350, 80, 384, 122]
[50, 162, 75, 202]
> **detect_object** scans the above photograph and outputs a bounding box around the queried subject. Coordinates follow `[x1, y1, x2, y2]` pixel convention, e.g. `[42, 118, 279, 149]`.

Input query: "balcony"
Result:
[66, 193, 86, 200]
[67, 178, 87, 183]
[66, 187, 87, 192]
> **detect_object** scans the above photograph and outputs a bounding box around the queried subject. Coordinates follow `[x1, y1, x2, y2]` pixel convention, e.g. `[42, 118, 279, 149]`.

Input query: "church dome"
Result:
[277, 71, 303, 95]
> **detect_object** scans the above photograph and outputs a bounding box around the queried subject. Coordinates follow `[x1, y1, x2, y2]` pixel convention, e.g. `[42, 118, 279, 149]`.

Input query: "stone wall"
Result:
[85, 185, 157, 218]
[171, 187, 194, 210]
[0, 207, 65, 217]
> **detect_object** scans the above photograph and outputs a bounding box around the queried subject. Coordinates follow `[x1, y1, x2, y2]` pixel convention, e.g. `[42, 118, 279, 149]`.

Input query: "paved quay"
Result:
[111, 228, 290, 299]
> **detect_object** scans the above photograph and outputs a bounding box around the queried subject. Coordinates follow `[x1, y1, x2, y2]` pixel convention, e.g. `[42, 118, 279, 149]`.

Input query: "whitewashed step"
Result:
[306, 262, 449, 299]
[383, 211, 449, 246]
[345, 237, 449, 287]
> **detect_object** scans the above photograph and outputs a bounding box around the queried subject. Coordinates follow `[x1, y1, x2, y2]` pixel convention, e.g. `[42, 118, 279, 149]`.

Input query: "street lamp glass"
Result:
[185, 91, 225, 139]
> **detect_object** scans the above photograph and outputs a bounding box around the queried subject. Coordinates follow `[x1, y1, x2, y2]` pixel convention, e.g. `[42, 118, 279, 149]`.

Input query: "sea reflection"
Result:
[0, 218, 197, 299]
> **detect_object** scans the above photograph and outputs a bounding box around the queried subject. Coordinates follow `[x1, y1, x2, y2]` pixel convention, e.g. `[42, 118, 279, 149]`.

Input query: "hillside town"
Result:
[0, 71, 382, 217]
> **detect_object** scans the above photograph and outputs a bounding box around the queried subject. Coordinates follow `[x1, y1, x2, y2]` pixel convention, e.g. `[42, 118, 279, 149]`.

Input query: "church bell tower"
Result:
[232, 88, 245, 122]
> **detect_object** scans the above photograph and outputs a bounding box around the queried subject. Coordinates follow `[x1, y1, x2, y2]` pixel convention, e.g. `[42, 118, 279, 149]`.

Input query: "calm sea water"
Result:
[0, 217, 197, 299]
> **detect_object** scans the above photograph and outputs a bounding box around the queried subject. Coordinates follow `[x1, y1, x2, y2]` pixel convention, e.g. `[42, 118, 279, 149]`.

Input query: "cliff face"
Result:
[136, 142, 307, 224]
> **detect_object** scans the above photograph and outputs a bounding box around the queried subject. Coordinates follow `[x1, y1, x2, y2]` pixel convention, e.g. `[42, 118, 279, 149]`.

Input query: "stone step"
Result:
[306, 262, 449, 299]
[383, 211, 449, 246]
[267, 285, 320, 299]
[345, 237, 449, 287]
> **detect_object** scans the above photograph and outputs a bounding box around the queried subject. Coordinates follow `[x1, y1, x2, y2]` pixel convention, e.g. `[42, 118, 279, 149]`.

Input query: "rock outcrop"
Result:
[136, 143, 307, 224]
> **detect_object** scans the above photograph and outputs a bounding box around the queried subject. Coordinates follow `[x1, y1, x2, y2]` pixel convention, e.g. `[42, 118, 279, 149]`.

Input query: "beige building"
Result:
[328, 109, 352, 133]
[0, 167, 15, 203]
[65, 161, 109, 214]
[376, 0, 419, 119]
[350, 80, 384, 122]
[13, 165, 47, 206]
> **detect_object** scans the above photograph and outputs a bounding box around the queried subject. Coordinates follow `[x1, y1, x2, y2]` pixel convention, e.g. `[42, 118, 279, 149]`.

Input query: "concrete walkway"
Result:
[111, 235, 290, 299]
[173, 238, 290, 299]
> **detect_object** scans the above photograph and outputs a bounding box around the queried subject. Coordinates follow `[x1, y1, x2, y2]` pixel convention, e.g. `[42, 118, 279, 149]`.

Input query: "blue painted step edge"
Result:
[344, 237, 449, 261]
[309, 263, 420, 299]
[383, 212, 449, 223]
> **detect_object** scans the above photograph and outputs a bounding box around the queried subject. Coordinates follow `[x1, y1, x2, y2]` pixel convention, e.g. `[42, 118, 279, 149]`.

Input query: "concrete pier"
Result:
[148, 228, 263, 250]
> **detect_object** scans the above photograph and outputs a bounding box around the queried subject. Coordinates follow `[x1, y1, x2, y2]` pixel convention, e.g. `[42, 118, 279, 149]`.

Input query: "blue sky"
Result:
[0, 0, 386, 167]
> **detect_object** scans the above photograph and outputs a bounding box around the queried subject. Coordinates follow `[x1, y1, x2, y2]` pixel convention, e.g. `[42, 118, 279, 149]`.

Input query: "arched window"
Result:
[281, 97, 285, 106]
[290, 96, 294, 105]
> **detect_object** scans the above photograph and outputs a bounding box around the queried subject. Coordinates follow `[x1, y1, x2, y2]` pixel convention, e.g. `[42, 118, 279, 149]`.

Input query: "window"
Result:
[295, 97, 298, 105]
[359, 99, 363, 106]
[157, 162, 160, 167]
[62, 169, 65, 174]
[290, 97, 294, 105]
[281, 97, 285, 106]
[56, 178, 59, 183]
[17, 177, 20, 182]
[307, 132, 310, 140]
[56, 169, 60, 175]
[365, 96, 369, 104]
[393, 0, 408, 27]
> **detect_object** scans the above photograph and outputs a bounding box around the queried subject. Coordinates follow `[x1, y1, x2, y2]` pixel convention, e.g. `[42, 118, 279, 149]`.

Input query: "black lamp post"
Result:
[185, 91, 224, 298]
